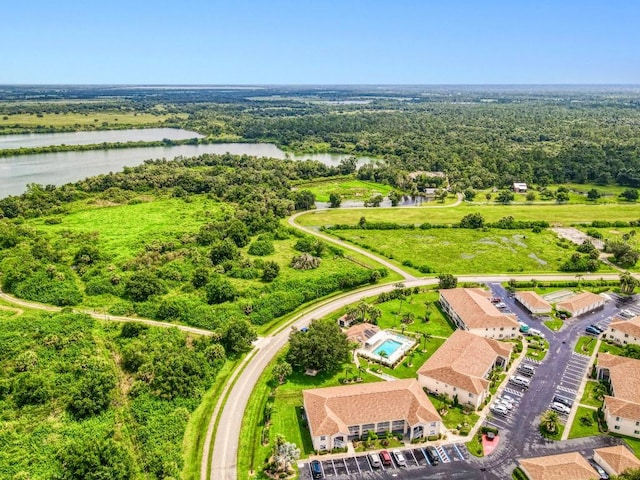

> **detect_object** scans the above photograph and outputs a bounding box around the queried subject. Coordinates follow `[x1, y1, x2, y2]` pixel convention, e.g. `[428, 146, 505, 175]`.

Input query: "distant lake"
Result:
[0, 132, 376, 197]
[0, 128, 204, 149]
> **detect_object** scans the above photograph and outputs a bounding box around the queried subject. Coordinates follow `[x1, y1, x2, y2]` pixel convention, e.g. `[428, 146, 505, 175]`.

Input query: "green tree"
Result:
[463, 188, 476, 201]
[12, 372, 51, 407]
[438, 273, 458, 289]
[58, 437, 133, 480]
[286, 320, 350, 373]
[388, 190, 402, 206]
[620, 189, 639, 202]
[292, 190, 316, 210]
[191, 266, 210, 288]
[272, 360, 293, 385]
[620, 271, 639, 295]
[556, 191, 570, 203]
[209, 238, 239, 265]
[262, 261, 280, 282]
[539, 409, 560, 436]
[587, 188, 601, 201]
[525, 191, 536, 202]
[205, 277, 238, 304]
[225, 219, 250, 248]
[68, 361, 116, 419]
[124, 270, 166, 302]
[459, 212, 485, 229]
[496, 190, 515, 204]
[221, 319, 257, 356]
[329, 193, 342, 208]
[248, 239, 275, 256]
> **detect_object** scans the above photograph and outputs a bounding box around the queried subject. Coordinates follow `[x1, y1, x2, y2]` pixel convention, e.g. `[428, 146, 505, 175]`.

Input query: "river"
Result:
[0, 130, 376, 197]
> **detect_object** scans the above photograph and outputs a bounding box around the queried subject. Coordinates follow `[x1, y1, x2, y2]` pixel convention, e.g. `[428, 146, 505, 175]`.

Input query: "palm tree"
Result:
[421, 332, 432, 352]
[620, 271, 638, 295]
[540, 410, 560, 435]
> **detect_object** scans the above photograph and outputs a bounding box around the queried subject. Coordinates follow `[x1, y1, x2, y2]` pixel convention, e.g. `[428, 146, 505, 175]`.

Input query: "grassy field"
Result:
[296, 178, 395, 202]
[599, 341, 624, 356]
[31, 196, 225, 261]
[377, 337, 447, 379]
[579, 381, 604, 409]
[568, 407, 601, 439]
[574, 336, 597, 356]
[473, 184, 631, 205]
[374, 291, 455, 337]
[428, 395, 480, 431]
[0, 111, 182, 130]
[544, 319, 564, 331]
[329, 228, 574, 274]
[526, 337, 549, 361]
[297, 203, 640, 227]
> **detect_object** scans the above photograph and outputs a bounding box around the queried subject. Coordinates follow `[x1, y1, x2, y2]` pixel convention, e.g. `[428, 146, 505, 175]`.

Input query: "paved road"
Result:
[0, 289, 214, 336]
[207, 272, 626, 480]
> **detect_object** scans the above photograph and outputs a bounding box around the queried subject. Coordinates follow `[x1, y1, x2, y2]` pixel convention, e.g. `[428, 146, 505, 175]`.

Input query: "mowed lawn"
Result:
[331, 228, 571, 274]
[297, 203, 640, 227]
[297, 178, 394, 202]
[29, 196, 224, 260]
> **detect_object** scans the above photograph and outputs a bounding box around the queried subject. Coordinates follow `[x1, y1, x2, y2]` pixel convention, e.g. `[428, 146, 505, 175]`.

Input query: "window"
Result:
[636, 430, 640, 435]
[616, 417, 621, 422]
[453, 387, 457, 392]
[469, 393, 473, 398]
[625, 334, 629, 338]
[614, 426, 621, 430]
[320, 436, 326, 441]
[500, 327, 504, 331]
[430, 430, 436, 436]
[636, 421, 639, 426]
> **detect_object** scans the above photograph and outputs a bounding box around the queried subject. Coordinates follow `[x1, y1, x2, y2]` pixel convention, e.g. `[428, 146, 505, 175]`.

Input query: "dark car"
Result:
[310, 460, 323, 479]
[586, 326, 601, 336]
[553, 395, 573, 408]
[589, 324, 604, 333]
[425, 446, 440, 465]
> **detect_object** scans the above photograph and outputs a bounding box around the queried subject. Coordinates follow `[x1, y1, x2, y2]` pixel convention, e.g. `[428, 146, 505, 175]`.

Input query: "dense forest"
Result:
[1, 85, 639, 189]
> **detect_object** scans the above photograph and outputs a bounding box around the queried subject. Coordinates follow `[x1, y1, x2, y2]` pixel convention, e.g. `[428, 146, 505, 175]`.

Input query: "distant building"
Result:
[556, 292, 606, 317]
[593, 445, 640, 477]
[514, 291, 552, 314]
[518, 452, 599, 480]
[597, 353, 640, 439]
[417, 330, 512, 409]
[439, 288, 520, 339]
[605, 316, 640, 347]
[512, 182, 528, 193]
[303, 379, 442, 451]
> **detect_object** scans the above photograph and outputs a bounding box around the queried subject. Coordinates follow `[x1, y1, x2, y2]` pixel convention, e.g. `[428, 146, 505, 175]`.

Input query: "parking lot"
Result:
[299, 444, 469, 479]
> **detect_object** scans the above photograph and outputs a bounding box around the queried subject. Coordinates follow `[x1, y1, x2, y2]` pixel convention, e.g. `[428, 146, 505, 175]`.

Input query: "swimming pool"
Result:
[374, 339, 403, 357]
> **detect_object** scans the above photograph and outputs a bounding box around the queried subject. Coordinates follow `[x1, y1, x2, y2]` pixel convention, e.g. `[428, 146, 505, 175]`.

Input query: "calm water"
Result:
[0, 133, 376, 197]
[0, 128, 204, 149]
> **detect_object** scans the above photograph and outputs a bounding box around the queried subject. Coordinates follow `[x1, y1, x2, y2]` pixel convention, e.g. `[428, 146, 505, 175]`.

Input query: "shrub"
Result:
[248, 239, 275, 256]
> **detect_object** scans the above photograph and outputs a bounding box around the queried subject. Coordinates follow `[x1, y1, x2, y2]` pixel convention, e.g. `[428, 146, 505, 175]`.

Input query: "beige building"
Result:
[593, 445, 640, 477]
[605, 316, 640, 347]
[514, 291, 552, 314]
[302, 379, 442, 452]
[518, 452, 599, 480]
[597, 353, 640, 439]
[556, 291, 606, 317]
[417, 330, 512, 409]
[344, 322, 379, 346]
[439, 288, 519, 339]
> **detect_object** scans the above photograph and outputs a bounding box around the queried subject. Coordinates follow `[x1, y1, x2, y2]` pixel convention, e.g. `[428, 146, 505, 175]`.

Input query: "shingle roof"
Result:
[440, 288, 520, 329]
[556, 291, 604, 314]
[599, 353, 640, 402]
[515, 291, 551, 310]
[417, 330, 513, 395]
[608, 316, 640, 339]
[345, 322, 379, 343]
[519, 452, 599, 480]
[302, 379, 441, 437]
[604, 396, 640, 420]
[594, 445, 640, 475]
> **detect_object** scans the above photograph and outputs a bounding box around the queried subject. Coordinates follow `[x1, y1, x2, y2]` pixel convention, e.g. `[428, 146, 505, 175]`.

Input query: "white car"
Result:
[551, 402, 571, 414]
[528, 328, 545, 338]
[496, 399, 513, 410]
[491, 404, 508, 416]
[392, 450, 407, 467]
[501, 394, 518, 404]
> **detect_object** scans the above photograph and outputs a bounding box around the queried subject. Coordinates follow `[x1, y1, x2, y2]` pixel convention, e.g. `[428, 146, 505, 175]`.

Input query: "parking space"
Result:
[354, 455, 371, 473]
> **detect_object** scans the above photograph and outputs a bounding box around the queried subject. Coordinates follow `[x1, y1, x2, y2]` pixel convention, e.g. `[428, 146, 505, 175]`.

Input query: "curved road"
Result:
[207, 269, 622, 480]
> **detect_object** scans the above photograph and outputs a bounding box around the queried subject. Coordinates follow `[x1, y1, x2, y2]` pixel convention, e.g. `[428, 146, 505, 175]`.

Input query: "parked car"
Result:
[368, 452, 382, 468]
[619, 309, 636, 319]
[591, 461, 610, 480]
[558, 312, 569, 319]
[501, 394, 518, 405]
[491, 297, 501, 304]
[553, 395, 573, 408]
[518, 364, 536, 377]
[425, 446, 440, 465]
[496, 399, 513, 410]
[551, 402, 571, 414]
[496, 302, 508, 309]
[509, 375, 530, 388]
[380, 450, 392, 466]
[589, 324, 604, 333]
[392, 450, 407, 467]
[491, 403, 509, 416]
[310, 460, 324, 479]
[585, 326, 601, 336]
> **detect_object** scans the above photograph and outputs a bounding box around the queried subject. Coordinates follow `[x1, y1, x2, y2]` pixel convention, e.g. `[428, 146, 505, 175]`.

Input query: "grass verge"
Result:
[574, 336, 597, 356]
[568, 407, 601, 439]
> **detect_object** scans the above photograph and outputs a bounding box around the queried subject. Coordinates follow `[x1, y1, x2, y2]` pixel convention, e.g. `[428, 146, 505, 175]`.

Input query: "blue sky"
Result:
[1, 0, 638, 84]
